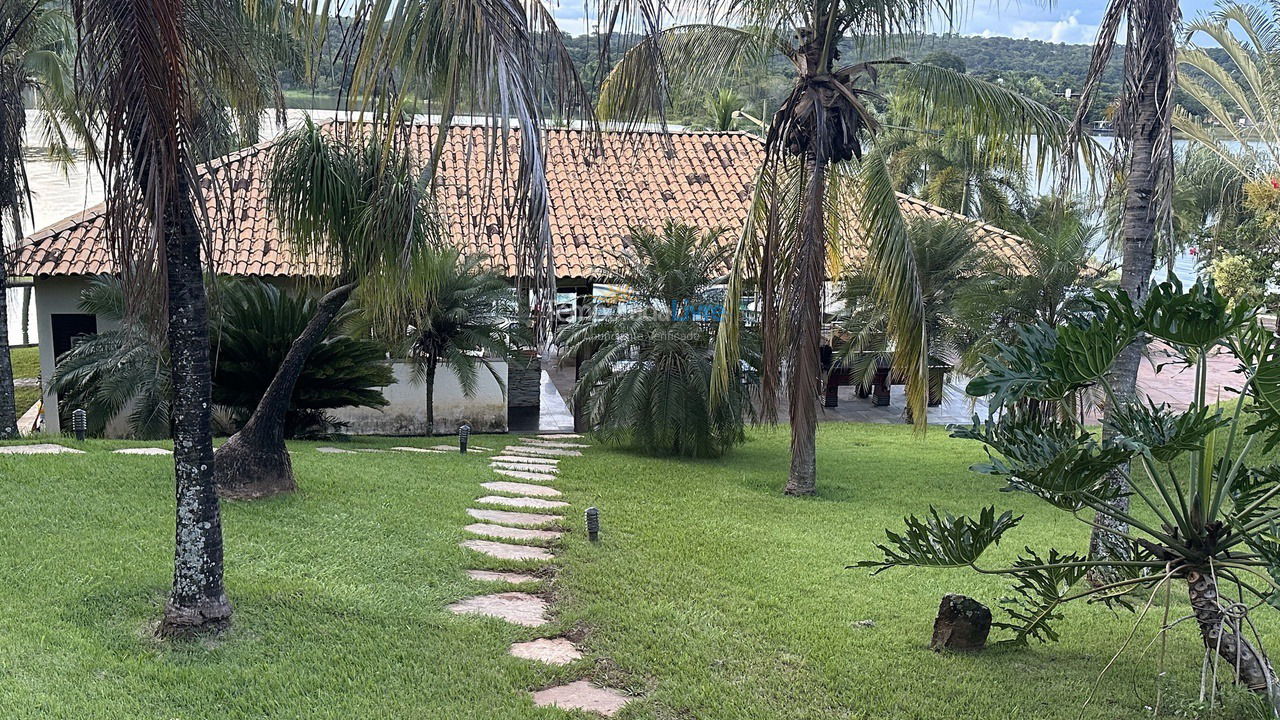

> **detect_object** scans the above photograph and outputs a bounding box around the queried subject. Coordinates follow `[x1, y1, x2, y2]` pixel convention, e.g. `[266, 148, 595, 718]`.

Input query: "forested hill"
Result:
[278, 31, 1231, 126]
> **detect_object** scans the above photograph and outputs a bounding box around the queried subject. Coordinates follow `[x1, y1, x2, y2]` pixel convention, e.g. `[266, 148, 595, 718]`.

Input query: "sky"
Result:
[546, 0, 1220, 45]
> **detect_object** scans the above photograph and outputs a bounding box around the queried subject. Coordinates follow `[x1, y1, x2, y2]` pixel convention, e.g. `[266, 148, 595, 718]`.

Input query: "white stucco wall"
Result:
[32, 276, 508, 436]
[329, 361, 508, 435]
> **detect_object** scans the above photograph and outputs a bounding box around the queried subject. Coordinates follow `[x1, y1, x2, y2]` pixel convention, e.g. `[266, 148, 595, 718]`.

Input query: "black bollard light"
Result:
[71, 408, 87, 442]
[585, 506, 600, 542]
[458, 423, 471, 454]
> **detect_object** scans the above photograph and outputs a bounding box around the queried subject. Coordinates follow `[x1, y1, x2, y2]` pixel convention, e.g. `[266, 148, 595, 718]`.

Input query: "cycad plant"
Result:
[49, 276, 170, 439]
[861, 280, 1280, 709]
[355, 246, 523, 435]
[597, 0, 1086, 494]
[211, 280, 392, 441]
[558, 222, 752, 458]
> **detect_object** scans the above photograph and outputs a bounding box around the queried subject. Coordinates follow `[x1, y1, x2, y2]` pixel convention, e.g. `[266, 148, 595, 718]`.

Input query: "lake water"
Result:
[13, 110, 1202, 346]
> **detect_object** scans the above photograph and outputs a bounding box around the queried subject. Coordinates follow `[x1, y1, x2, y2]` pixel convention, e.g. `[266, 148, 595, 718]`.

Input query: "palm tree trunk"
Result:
[1089, 3, 1169, 583]
[214, 281, 356, 498]
[21, 284, 30, 345]
[0, 257, 19, 438]
[157, 171, 231, 638]
[785, 152, 827, 496]
[425, 355, 437, 435]
[1185, 568, 1279, 703]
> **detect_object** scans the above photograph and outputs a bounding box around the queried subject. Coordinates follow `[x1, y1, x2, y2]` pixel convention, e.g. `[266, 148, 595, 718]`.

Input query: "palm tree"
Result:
[880, 98, 1029, 226]
[71, 0, 291, 636]
[213, 119, 436, 497]
[355, 246, 524, 434]
[1067, 0, 1180, 579]
[334, 0, 592, 346]
[0, 0, 74, 438]
[703, 89, 745, 131]
[834, 217, 980, 402]
[597, 1, 1086, 494]
[1175, 1, 1280, 180]
[558, 222, 752, 457]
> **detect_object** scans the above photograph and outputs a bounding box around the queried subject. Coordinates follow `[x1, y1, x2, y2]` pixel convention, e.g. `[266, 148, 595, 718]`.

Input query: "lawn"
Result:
[0, 426, 1268, 718]
[9, 346, 38, 378]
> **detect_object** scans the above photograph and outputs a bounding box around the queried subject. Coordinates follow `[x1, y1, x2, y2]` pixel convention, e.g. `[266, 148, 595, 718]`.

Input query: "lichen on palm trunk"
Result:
[158, 177, 231, 638]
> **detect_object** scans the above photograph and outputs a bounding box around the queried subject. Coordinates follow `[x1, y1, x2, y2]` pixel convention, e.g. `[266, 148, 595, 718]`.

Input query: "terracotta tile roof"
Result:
[11, 122, 1025, 280]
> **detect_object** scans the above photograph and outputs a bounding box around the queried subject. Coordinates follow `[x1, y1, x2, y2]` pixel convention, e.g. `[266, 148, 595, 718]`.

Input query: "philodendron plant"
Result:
[859, 279, 1280, 710]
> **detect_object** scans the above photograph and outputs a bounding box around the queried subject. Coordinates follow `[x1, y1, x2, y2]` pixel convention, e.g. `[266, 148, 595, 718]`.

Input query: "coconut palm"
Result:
[354, 246, 524, 434]
[1067, 0, 1180, 579]
[558, 222, 752, 457]
[71, 0, 292, 636]
[0, 0, 75, 438]
[596, 0, 1088, 494]
[213, 119, 436, 497]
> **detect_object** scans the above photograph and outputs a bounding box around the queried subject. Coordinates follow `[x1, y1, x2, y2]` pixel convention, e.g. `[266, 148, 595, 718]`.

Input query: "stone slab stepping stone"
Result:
[465, 523, 562, 542]
[317, 446, 357, 454]
[509, 638, 582, 665]
[506, 446, 582, 457]
[447, 592, 548, 627]
[461, 539, 555, 562]
[531, 681, 631, 716]
[492, 454, 558, 465]
[112, 447, 171, 455]
[538, 434, 582, 440]
[0, 443, 84, 454]
[430, 444, 492, 453]
[477, 495, 570, 510]
[492, 468, 558, 482]
[392, 446, 448, 454]
[481, 481, 561, 497]
[467, 508, 563, 527]
[467, 569, 542, 584]
[521, 438, 590, 449]
[491, 461, 559, 474]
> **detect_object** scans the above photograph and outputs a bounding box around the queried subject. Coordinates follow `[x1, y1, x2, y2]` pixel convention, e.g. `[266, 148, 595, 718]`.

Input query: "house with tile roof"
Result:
[10, 121, 1026, 436]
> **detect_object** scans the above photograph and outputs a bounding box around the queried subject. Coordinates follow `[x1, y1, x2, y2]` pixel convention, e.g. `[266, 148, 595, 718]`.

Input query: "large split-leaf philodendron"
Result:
[861, 280, 1280, 710]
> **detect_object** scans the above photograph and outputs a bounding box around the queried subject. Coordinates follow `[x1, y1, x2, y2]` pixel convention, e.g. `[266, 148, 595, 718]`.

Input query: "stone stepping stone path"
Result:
[461, 539, 555, 562]
[392, 446, 447, 454]
[492, 468, 558, 483]
[491, 460, 560, 474]
[520, 438, 590, 449]
[476, 495, 570, 510]
[448, 431, 635, 715]
[504, 445, 582, 457]
[112, 447, 171, 455]
[317, 446, 357, 454]
[467, 508, 563, 526]
[531, 681, 631, 716]
[0, 443, 84, 454]
[480, 481, 561, 497]
[467, 569, 542, 585]
[464, 523, 562, 542]
[491, 454, 559, 465]
[447, 592, 549, 627]
[509, 638, 582, 665]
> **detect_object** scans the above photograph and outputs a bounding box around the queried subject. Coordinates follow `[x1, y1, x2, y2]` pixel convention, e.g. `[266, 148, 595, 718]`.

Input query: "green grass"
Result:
[8, 346, 37, 379]
[0, 427, 1267, 718]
